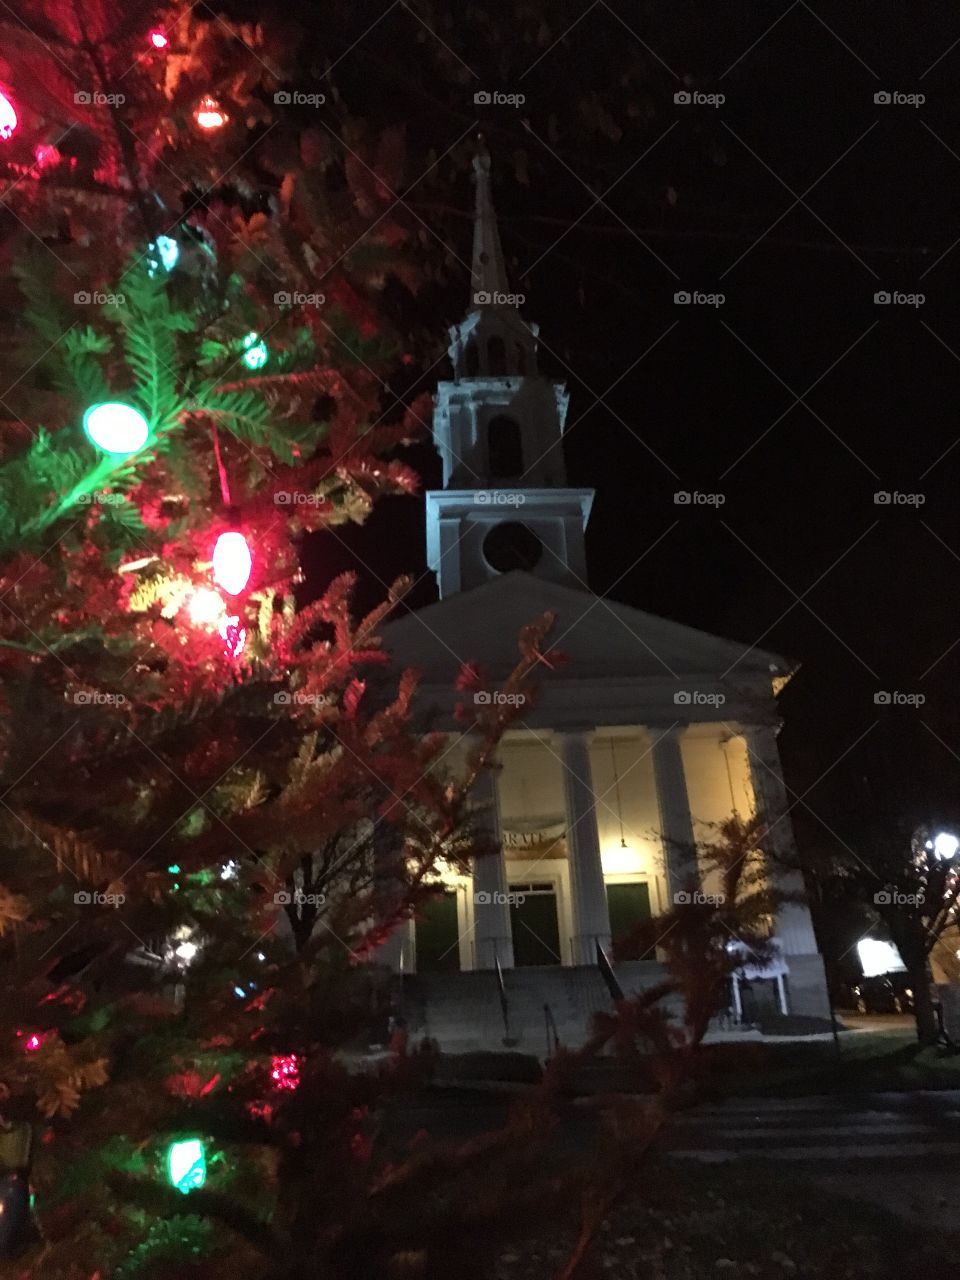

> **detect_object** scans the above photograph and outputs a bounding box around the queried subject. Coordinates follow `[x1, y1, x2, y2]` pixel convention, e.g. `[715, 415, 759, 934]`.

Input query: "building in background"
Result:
[380, 147, 830, 1047]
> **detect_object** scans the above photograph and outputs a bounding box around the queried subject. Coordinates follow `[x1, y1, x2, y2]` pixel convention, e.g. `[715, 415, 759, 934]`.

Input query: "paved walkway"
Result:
[668, 1092, 960, 1226]
[670, 1091, 960, 1165]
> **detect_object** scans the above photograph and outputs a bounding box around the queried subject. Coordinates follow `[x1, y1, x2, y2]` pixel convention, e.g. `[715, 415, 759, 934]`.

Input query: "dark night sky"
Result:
[293, 0, 960, 887]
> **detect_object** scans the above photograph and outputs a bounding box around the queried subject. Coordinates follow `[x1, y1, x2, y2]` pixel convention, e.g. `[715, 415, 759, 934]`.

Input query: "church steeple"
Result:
[470, 142, 510, 305]
[447, 141, 538, 383]
[424, 141, 594, 599]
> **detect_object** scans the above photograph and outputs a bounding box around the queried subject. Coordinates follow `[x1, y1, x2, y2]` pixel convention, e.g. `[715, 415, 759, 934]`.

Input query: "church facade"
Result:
[380, 149, 830, 1032]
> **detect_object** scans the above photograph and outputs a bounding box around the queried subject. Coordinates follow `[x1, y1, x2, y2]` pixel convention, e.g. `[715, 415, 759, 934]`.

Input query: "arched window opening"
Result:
[487, 416, 524, 478]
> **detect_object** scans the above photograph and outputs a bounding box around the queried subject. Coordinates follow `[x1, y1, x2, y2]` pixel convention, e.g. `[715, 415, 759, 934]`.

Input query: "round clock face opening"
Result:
[482, 521, 544, 573]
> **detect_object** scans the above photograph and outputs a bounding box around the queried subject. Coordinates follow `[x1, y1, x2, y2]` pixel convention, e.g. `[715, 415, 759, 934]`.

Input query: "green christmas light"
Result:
[146, 233, 180, 276]
[241, 331, 268, 370]
[82, 402, 149, 455]
[167, 1138, 206, 1194]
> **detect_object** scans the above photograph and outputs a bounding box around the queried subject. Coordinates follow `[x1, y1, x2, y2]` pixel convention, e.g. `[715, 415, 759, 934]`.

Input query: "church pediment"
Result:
[382, 571, 794, 687]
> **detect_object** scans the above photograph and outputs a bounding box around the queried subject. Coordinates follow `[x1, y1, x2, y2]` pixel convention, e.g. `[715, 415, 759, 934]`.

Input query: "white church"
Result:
[380, 148, 830, 1047]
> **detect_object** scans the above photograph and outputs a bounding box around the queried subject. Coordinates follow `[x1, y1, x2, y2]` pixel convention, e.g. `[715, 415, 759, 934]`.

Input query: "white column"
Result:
[377, 921, 409, 974]
[470, 766, 514, 969]
[650, 726, 699, 904]
[743, 724, 818, 955]
[560, 730, 611, 964]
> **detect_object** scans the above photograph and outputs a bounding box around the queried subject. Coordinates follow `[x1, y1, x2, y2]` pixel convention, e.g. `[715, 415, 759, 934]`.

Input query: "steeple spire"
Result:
[470, 137, 509, 305]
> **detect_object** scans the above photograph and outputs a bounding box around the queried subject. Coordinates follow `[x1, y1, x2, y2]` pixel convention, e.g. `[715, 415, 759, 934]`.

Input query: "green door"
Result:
[415, 889, 461, 972]
[509, 887, 561, 966]
[607, 882, 651, 949]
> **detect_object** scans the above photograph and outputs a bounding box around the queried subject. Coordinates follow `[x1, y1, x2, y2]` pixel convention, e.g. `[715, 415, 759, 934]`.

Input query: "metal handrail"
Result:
[595, 938, 624, 1003]
[543, 1002, 561, 1057]
[495, 952, 517, 1046]
[397, 941, 405, 1026]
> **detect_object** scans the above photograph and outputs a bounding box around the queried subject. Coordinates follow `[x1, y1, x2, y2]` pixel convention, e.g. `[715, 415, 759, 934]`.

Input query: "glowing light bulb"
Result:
[174, 940, 198, 964]
[241, 331, 268, 370]
[34, 144, 60, 169]
[934, 832, 959, 861]
[0, 90, 18, 140]
[82, 402, 150, 455]
[270, 1054, 301, 1091]
[195, 96, 227, 130]
[219, 615, 246, 659]
[147, 234, 180, 275]
[212, 531, 252, 594]
[167, 1138, 206, 1194]
[149, 28, 168, 49]
[188, 588, 224, 627]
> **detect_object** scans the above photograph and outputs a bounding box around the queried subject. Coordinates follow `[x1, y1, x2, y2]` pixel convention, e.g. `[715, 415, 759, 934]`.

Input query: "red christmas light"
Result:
[219, 615, 246, 660]
[149, 29, 168, 49]
[212, 531, 252, 595]
[34, 144, 60, 169]
[17, 1030, 49, 1052]
[0, 89, 18, 140]
[270, 1053, 300, 1091]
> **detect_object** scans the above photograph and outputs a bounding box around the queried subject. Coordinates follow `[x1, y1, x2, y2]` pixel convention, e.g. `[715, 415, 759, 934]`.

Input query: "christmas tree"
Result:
[0, 5, 567, 1275]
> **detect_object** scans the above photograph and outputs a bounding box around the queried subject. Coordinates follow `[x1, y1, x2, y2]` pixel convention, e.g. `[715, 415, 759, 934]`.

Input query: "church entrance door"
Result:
[607, 881, 651, 950]
[509, 882, 562, 966]
[415, 889, 461, 972]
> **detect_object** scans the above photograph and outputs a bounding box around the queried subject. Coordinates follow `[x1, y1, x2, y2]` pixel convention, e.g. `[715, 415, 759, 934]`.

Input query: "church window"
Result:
[487, 335, 507, 376]
[487, 415, 524, 477]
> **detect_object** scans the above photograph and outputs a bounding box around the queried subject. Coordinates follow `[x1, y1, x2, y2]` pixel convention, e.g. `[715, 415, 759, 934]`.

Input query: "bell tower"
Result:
[426, 143, 594, 598]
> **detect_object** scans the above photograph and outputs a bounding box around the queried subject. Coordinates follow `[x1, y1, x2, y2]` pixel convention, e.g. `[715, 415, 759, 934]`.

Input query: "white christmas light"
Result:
[934, 831, 959, 861]
[174, 940, 198, 964]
